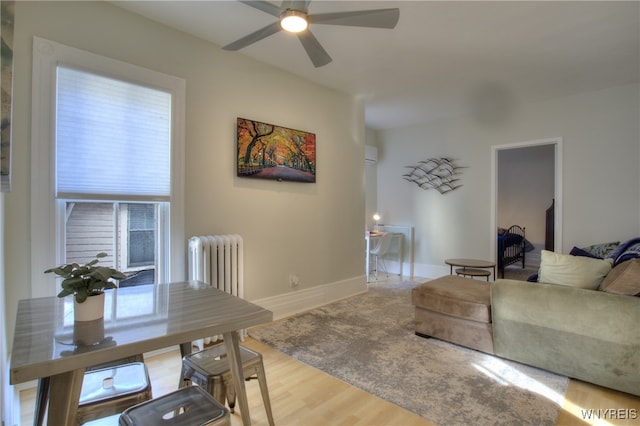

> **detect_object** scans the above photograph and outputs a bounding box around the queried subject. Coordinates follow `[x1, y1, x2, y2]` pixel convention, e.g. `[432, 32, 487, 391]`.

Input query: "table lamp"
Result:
[373, 213, 381, 230]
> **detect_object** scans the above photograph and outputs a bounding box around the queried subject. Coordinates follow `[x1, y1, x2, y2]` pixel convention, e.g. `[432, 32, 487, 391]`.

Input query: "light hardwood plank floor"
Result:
[19, 275, 639, 425]
[19, 337, 639, 426]
[19, 338, 429, 426]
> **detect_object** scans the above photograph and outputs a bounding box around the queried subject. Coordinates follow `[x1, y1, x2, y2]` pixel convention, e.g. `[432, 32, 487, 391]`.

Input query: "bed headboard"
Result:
[545, 199, 555, 251]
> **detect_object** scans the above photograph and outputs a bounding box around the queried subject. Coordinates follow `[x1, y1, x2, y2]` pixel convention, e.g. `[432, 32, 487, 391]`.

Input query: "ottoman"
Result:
[411, 275, 494, 354]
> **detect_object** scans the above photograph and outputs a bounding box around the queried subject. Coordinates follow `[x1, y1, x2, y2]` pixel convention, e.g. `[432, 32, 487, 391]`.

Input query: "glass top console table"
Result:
[10, 281, 273, 426]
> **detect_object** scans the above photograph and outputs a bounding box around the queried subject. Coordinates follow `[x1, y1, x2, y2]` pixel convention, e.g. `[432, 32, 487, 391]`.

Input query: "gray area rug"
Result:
[250, 281, 568, 426]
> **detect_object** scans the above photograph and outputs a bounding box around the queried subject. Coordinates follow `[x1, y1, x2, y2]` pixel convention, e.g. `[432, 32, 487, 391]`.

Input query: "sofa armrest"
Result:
[491, 279, 640, 396]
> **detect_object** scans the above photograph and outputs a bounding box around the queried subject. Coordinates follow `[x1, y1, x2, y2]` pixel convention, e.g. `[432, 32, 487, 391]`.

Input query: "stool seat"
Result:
[78, 362, 152, 425]
[181, 343, 275, 426]
[119, 385, 230, 426]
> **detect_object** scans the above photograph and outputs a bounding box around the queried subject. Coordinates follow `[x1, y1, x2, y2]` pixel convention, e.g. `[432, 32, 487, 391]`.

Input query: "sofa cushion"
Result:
[492, 279, 640, 397]
[538, 250, 612, 290]
[599, 259, 640, 296]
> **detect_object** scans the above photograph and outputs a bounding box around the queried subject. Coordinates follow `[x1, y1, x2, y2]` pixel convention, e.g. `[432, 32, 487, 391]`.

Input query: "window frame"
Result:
[31, 37, 185, 297]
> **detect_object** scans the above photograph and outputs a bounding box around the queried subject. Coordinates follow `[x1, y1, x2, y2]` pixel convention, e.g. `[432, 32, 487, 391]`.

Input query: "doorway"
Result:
[490, 137, 563, 269]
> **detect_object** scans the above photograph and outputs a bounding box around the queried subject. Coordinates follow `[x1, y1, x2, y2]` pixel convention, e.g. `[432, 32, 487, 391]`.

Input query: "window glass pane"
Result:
[56, 66, 172, 200]
[128, 204, 156, 268]
[129, 231, 154, 265]
[65, 202, 115, 265]
[64, 201, 158, 287]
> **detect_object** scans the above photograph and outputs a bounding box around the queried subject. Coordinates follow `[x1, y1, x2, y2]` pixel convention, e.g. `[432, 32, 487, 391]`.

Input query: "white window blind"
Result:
[56, 66, 172, 200]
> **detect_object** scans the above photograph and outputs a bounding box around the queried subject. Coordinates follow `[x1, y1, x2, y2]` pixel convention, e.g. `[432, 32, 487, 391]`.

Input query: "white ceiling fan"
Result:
[223, 0, 400, 67]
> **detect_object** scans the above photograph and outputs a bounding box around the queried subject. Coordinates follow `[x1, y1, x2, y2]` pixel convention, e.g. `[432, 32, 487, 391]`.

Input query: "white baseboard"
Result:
[250, 275, 367, 321]
[383, 260, 471, 281]
[412, 262, 450, 280]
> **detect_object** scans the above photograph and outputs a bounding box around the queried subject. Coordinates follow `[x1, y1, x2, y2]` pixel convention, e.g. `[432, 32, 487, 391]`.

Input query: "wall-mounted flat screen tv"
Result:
[236, 117, 316, 183]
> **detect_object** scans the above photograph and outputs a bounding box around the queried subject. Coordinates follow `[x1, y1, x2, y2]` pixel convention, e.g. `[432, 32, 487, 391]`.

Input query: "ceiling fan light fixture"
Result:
[280, 10, 308, 33]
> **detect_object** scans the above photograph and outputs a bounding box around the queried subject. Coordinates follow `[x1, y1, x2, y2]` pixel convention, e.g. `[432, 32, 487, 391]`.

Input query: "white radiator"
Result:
[188, 234, 245, 345]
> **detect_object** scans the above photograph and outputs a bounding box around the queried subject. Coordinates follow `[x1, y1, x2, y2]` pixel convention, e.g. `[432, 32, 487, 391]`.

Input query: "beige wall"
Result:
[1, 194, 8, 424]
[374, 83, 640, 277]
[4, 1, 366, 346]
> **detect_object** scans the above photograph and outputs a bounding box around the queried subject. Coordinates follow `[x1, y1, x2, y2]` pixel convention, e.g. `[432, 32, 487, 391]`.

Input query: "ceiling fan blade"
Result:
[308, 8, 400, 29]
[297, 30, 332, 67]
[223, 21, 282, 51]
[238, 0, 282, 17]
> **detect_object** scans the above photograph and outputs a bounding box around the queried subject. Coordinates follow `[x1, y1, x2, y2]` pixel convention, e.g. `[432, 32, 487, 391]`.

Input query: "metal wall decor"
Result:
[403, 158, 464, 194]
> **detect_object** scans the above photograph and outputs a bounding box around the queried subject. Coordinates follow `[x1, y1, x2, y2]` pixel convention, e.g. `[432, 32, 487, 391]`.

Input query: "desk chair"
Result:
[369, 232, 394, 280]
[179, 343, 275, 426]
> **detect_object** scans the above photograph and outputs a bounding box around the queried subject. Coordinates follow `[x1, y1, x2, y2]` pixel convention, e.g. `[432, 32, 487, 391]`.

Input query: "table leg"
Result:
[179, 341, 192, 358]
[398, 235, 404, 277]
[46, 368, 83, 425]
[365, 236, 371, 282]
[223, 330, 252, 426]
[33, 377, 49, 426]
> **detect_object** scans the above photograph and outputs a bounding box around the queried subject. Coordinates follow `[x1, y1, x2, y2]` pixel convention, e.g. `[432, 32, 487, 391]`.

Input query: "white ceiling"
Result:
[113, 1, 639, 129]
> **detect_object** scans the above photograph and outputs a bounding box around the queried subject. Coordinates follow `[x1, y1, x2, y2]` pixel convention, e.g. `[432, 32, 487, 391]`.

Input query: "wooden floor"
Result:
[19, 278, 640, 425]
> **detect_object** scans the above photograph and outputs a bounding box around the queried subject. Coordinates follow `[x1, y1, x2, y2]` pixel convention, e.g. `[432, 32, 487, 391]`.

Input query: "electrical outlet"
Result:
[289, 274, 300, 287]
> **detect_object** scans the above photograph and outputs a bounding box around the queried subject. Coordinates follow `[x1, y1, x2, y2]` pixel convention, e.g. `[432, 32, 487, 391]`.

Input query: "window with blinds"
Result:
[56, 66, 172, 201]
[55, 66, 172, 283]
[31, 37, 185, 295]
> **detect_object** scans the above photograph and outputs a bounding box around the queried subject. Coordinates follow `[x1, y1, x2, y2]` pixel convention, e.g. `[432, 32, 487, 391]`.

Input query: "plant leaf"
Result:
[75, 288, 88, 303]
[57, 289, 72, 298]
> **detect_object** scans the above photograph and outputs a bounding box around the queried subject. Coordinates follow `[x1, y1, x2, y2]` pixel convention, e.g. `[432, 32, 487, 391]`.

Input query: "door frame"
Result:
[490, 137, 563, 263]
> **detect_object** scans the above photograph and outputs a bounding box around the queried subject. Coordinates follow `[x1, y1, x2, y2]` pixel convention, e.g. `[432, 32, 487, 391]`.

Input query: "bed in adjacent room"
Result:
[497, 225, 528, 278]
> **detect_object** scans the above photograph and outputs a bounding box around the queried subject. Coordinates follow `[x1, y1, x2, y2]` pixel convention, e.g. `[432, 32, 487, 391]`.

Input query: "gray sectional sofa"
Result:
[491, 279, 639, 396]
[412, 255, 640, 396]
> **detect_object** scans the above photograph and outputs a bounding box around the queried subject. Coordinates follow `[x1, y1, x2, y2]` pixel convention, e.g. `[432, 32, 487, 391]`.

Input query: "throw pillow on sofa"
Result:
[578, 241, 619, 259]
[598, 258, 640, 296]
[569, 246, 601, 259]
[538, 250, 613, 290]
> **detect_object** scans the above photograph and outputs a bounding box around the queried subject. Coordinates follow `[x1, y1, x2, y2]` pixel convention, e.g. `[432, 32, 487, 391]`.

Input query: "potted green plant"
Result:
[45, 252, 126, 322]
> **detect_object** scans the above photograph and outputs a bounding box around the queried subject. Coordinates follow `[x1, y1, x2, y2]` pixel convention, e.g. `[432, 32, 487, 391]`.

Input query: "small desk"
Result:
[445, 258, 496, 281]
[365, 231, 403, 282]
[10, 281, 273, 426]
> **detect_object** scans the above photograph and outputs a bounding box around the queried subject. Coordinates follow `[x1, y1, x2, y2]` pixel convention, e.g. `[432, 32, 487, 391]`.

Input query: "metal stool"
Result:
[83, 414, 121, 425]
[77, 362, 153, 425]
[119, 385, 230, 426]
[180, 343, 275, 426]
[34, 354, 146, 426]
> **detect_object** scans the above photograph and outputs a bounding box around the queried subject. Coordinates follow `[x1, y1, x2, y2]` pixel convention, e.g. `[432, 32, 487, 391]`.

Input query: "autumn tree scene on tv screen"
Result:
[237, 118, 316, 183]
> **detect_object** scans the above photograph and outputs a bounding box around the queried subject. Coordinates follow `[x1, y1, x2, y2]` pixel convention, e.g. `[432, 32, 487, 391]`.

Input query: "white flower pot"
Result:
[74, 292, 105, 322]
